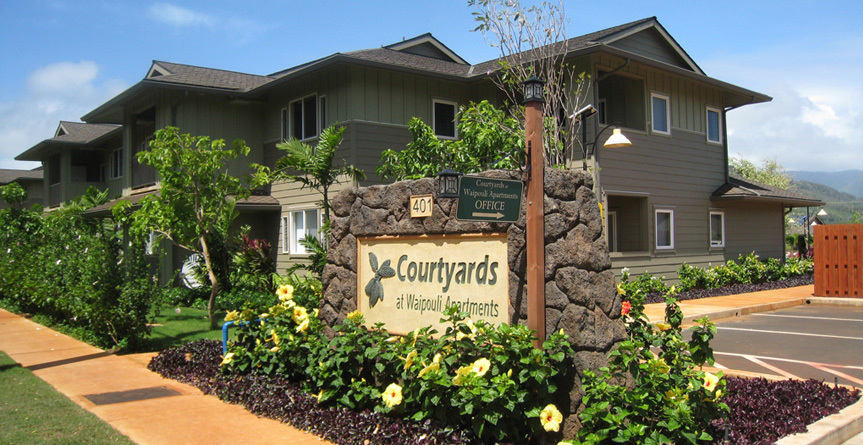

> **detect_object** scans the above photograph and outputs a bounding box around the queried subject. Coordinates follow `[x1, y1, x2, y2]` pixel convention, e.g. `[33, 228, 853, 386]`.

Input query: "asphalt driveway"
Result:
[700, 304, 863, 388]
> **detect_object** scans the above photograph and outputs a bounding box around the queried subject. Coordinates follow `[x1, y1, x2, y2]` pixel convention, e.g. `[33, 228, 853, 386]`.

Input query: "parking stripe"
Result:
[717, 326, 863, 341]
[714, 351, 863, 371]
[752, 314, 863, 323]
[745, 355, 800, 379]
[810, 364, 863, 387]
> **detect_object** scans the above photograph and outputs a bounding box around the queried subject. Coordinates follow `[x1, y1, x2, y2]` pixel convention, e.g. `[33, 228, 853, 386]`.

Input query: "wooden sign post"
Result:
[523, 76, 546, 347]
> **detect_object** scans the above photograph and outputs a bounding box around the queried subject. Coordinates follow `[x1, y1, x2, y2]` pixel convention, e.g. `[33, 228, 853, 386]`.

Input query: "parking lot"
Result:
[704, 304, 863, 388]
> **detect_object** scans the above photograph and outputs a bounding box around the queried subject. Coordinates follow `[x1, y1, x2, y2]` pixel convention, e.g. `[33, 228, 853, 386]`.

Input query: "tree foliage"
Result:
[255, 125, 364, 225]
[729, 157, 793, 190]
[377, 100, 525, 181]
[469, 0, 591, 166]
[123, 127, 250, 329]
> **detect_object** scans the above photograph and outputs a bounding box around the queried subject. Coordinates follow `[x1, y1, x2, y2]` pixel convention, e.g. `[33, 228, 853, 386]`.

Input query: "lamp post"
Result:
[522, 76, 545, 347]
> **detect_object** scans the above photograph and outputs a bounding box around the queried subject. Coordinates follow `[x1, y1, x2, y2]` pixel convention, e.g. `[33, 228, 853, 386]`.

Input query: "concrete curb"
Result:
[776, 395, 863, 445]
[807, 297, 863, 308]
[681, 298, 807, 324]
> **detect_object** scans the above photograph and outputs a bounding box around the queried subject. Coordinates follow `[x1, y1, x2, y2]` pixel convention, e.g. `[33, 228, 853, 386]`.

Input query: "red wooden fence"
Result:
[814, 224, 862, 297]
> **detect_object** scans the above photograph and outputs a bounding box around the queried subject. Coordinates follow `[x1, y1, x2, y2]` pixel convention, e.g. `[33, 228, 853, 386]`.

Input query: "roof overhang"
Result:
[83, 190, 281, 217]
[710, 194, 824, 208]
[711, 176, 824, 208]
[16, 125, 123, 161]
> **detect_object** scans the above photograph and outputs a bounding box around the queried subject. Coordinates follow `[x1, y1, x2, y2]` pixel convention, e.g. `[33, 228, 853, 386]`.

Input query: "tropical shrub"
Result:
[229, 230, 276, 292]
[223, 289, 573, 443]
[564, 287, 727, 444]
[0, 188, 160, 349]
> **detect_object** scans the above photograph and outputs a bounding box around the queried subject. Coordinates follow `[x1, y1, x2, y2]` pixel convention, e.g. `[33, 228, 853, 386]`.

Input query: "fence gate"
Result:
[814, 224, 862, 297]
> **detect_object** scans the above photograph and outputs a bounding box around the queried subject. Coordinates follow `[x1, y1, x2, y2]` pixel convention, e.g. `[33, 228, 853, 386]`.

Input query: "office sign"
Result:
[456, 176, 523, 223]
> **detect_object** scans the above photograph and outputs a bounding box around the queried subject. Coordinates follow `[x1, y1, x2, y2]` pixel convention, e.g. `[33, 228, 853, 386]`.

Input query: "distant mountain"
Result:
[787, 170, 863, 199]
[792, 180, 858, 202]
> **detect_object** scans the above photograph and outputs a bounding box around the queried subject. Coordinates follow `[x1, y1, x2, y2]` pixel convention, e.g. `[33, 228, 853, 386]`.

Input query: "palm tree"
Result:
[270, 125, 365, 225]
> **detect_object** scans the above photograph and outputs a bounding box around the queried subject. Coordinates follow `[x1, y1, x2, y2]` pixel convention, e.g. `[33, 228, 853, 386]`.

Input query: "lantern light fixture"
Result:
[436, 168, 462, 198]
[521, 76, 546, 104]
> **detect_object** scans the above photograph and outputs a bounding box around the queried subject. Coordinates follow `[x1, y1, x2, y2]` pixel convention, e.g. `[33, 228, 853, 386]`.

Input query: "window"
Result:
[651, 93, 670, 135]
[289, 95, 318, 140]
[283, 209, 320, 254]
[110, 149, 123, 179]
[597, 72, 645, 131]
[655, 209, 674, 250]
[433, 99, 457, 138]
[707, 107, 722, 144]
[607, 211, 618, 252]
[710, 211, 725, 247]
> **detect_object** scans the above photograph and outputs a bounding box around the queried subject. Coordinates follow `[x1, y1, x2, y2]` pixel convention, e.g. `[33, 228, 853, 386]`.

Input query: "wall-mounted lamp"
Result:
[436, 168, 462, 198]
[574, 103, 633, 170]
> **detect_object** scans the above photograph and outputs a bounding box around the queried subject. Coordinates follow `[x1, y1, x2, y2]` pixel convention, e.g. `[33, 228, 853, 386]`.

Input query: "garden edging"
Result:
[775, 395, 863, 445]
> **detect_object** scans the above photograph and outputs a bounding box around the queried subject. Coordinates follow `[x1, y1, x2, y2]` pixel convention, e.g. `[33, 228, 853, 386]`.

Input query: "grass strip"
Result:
[0, 351, 134, 444]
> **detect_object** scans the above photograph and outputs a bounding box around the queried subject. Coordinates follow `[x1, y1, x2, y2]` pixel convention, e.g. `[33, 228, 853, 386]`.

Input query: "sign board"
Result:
[357, 234, 510, 334]
[456, 176, 523, 223]
[410, 194, 433, 218]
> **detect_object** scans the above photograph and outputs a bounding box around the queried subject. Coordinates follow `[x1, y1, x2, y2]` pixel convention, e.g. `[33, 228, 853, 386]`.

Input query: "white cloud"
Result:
[0, 61, 127, 170]
[148, 3, 216, 27]
[703, 37, 863, 172]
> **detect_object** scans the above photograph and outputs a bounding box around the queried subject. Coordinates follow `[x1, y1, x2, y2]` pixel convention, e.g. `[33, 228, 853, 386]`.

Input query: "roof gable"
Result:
[595, 18, 703, 74]
[384, 33, 468, 65]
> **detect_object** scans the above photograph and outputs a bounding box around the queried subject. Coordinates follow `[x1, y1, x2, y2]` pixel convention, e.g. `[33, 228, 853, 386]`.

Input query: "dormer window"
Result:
[288, 95, 318, 141]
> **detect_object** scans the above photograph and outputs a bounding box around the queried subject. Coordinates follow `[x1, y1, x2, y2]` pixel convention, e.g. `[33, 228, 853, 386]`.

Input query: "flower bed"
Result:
[149, 340, 859, 445]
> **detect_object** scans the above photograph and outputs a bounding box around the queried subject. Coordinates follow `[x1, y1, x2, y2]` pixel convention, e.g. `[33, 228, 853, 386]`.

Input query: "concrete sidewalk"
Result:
[642, 284, 822, 325]
[0, 308, 330, 445]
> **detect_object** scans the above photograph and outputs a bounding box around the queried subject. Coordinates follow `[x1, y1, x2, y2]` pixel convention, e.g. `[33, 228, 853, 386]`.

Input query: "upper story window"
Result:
[110, 148, 123, 179]
[651, 93, 671, 135]
[710, 210, 725, 248]
[287, 94, 319, 141]
[433, 99, 457, 139]
[706, 107, 722, 144]
[597, 72, 645, 132]
[655, 209, 674, 250]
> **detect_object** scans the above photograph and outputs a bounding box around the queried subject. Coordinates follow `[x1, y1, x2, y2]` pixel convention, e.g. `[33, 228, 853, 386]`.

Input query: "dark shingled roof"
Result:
[0, 168, 43, 184]
[341, 48, 473, 78]
[51, 121, 121, 144]
[148, 61, 274, 91]
[83, 190, 280, 216]
[712, 175, 824, 207]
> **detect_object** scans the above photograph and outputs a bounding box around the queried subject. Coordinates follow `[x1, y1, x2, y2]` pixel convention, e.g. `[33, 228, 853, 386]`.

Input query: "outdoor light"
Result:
[603, 128, 632, 149]
[521, 76, 546, 104]
[817, 209, 828, 217]
[436, 168, 462, 198]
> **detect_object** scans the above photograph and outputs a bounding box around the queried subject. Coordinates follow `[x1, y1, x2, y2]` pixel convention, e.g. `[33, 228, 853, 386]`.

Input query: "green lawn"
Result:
[0, 351, 134, 444]
[135, 305, 227, 353]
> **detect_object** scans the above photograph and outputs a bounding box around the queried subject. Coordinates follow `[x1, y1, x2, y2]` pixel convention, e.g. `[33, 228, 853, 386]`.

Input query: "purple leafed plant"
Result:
[709, 377, 860, 444]
[644, 275, 814, 304]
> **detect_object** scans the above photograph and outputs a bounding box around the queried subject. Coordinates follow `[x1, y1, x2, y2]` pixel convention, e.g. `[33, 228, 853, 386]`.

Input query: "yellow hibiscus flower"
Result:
[292, 306, 308, 324]
[702, 372, 720, 392]
[220, 352, 235, 366]
[539, 404, 563, 432]
[471, 358, 491, 377]
[295, 318, 310, 333]
[655, 321, 672, 331]
[382, 383, 403, 408]
[347, 310, 362, 321]
[269, 346, 280, 352]
[271, 331, 280, 345]
[224, 310, 239, 322]
[402, 350, 417, 371]
[276, 284, 294, 301]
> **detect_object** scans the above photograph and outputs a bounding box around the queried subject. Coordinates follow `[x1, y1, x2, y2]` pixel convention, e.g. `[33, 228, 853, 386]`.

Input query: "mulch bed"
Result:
[644, 274, 814, 304]
[149, 336, 858, 445]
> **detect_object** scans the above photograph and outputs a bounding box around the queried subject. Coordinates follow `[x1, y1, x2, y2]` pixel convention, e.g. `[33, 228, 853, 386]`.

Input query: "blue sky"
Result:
[1, 0, 861, 172]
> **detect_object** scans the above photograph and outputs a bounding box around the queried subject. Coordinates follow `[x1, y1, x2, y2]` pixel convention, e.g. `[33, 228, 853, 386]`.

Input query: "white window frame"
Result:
[110, 148, 123, 179]
[607, 210, 618, 252]
[282, 209, 321, 255]
[710, 210, 725, 248]
[432, 99, 458, 139]
[706, 107, 723, 144]
[655, 209, 675, 250]
[288, 94, 319, 141]
[651, 92, 671, 136]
